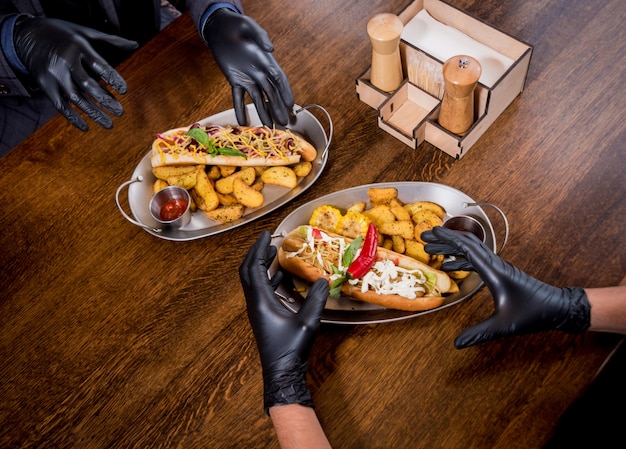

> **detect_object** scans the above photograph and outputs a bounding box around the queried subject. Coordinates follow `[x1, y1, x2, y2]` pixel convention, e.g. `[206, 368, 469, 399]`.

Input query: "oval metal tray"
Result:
[269, 182, 504, 324]
[116, 104, 332, 241]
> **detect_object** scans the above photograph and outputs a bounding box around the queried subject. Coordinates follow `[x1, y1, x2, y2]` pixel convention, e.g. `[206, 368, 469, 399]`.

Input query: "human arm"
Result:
[239, 231, 332, 449]
[189, 1, 294, 127]
[422, 226, 597, 348]
[3, 15, 137, 131]
[270, 404, 332, 449]
[586, 286, 626, 333]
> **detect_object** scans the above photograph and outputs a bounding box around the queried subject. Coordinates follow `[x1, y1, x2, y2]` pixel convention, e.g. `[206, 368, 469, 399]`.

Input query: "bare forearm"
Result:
[587, 285, 626, 334]
[269, 404, 332, 449]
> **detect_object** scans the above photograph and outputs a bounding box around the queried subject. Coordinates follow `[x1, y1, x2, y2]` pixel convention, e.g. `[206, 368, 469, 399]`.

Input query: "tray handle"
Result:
[115, 176, 162, 233]
[463, 202, 509, 255]
[295, 104, 333, 163]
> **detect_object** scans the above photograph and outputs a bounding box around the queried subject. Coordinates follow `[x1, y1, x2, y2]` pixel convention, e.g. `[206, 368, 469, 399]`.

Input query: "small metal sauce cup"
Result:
[149, 186, 191, 229]
[442, 215, 486, 242]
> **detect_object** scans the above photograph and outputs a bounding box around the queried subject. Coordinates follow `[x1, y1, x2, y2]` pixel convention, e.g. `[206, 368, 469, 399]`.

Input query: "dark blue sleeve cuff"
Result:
[199, 3, 241, 42]
[1, 14, 31, 76]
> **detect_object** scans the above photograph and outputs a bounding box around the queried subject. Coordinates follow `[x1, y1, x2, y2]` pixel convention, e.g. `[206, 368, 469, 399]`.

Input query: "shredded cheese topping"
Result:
[286, 227, 433, 299]
[154, 125, 301, 163]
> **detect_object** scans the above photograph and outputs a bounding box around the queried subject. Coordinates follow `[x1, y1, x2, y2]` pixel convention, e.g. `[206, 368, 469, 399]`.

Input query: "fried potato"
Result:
[449, 270, 471, 280]
[391, 235, 405, 254]
[389, 197, 404, 208]
[253, 166, 267, 177]
[346, 201, 367, 213]
[363, 205, 396, 227]
[251, 180, 264, 191]
[379, 221, 414, 240]
[190, 189, 206, 211]
[204, 204, 245, 223]
[152, 165, 200, 181]
[153, 179, 169, 193]
[219, 165, 237, 177]
[411, 209, 444, 229]
[404, 201, 446, 220]
[261, 166, 298, 188]
[217, 192, 239, 206]
[215, 167, 256, 194]
[405, 239, 430, 264]
[233, 177, 264, 208]
[413, 221, 433, 244]
[194, 168, 219, 211]
[166, 169, 198, 190]
[382, 238, 393, 250]
[292, 161, 313, 177]
[390, 205, 411, 222]
[367, 187, 398, 206]
[206, 165, 222, 180]
[430, 254, 444, 270]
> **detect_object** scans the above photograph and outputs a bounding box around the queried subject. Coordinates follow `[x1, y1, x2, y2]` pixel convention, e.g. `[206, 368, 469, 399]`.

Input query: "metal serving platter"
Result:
[269, 182, 500, 325]
[116, 104, 332, 241]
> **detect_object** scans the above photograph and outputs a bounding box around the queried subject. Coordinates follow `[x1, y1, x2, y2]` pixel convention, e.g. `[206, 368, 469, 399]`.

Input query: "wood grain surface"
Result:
[1, 0, 625, 448]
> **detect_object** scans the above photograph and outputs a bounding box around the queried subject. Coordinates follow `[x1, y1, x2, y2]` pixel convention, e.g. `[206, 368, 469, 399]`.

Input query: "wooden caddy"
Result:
[356, 0, 533, 159]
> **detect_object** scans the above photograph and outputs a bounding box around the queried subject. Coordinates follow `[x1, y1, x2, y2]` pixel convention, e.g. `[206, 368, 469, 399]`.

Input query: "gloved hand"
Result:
[422, 226, 590, 348]
[239, 231, 328, 413]
[202, 8, 294, 127]
[13, 17, 138, 131]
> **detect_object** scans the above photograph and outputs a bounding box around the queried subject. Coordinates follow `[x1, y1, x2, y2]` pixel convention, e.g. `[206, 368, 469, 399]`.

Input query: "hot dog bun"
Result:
[151, 125, 317, 168]
[277, 226, 458, 312]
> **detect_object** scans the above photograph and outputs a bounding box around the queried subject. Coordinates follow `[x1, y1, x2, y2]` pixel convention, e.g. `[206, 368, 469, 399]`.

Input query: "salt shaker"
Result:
[367, 13, 404, 93]
[438, 55, 482, 135]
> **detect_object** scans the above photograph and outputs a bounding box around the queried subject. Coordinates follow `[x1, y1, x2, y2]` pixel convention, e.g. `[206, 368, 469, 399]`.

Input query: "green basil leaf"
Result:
[217, 147, 247, 159]
[330, 276, 346, 298]
[342, 236, 363, 267]
[187, 128, 210, 147]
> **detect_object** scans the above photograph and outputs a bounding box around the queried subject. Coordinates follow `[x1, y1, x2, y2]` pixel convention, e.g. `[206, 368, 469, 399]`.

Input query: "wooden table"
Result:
[1, 1, 625, 447]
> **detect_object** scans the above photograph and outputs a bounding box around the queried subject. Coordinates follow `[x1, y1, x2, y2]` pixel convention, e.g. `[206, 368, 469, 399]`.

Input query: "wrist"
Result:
[199, 4, 241, 43]
[556, 287, 591, 334]
[263, 363, 313, 415]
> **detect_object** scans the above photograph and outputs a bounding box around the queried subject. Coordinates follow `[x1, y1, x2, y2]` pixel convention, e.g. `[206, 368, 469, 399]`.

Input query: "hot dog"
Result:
[277, 225, 458, 312]
[151, 123, 317, 168]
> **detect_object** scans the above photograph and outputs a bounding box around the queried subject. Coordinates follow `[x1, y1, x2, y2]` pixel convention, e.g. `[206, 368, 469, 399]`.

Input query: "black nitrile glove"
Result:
[239, 231, 328, 414]
[13, 17, 138, 131]
[202, 8, 294, 127]
[422, 226, 590, 349]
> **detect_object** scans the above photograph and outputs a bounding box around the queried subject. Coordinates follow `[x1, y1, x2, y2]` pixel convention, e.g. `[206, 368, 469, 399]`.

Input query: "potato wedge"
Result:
[391, 235, 405, 254]
[405, 239, 430, 264]
[233, 177, 264, 208]
[346, 201, 367, 213]
[217, 192, 240, 206]
[404, 201, 446, 220]
[413, 221, 433, 244]
[152, 165, 200, 181]
[411, 209, 443, 229]
[219, 165, 237, 177]
[390, 205, 412, 222]
[367, 187, 398, 205]
[204, 204, 245, 223]
[153, 179, 169, 193]
[215, 167, 256, 194]
[261, 166, 298, 188]
[292, 161, 313, 177]
[363, 205, 396, 227]
[379, 220, 414, 240]
[166, 169, 199, 190]
[194, 168, 219, 211]
[206, 165, 222, 180]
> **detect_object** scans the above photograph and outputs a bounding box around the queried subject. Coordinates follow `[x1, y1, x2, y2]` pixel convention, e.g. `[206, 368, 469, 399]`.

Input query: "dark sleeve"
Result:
[187, 0, 244, 33]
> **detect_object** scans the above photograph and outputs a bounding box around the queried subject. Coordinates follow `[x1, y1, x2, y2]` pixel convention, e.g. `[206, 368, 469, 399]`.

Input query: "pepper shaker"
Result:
[438, 55, 482, 135]
[367, 13, 404, 93]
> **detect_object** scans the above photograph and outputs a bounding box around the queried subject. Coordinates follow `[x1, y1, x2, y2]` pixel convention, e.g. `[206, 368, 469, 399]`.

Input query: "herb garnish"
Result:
[187, 127, 247, 159]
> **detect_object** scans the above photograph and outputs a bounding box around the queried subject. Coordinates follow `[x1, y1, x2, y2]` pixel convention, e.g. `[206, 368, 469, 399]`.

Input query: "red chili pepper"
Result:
[346, 222, 378, 279]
